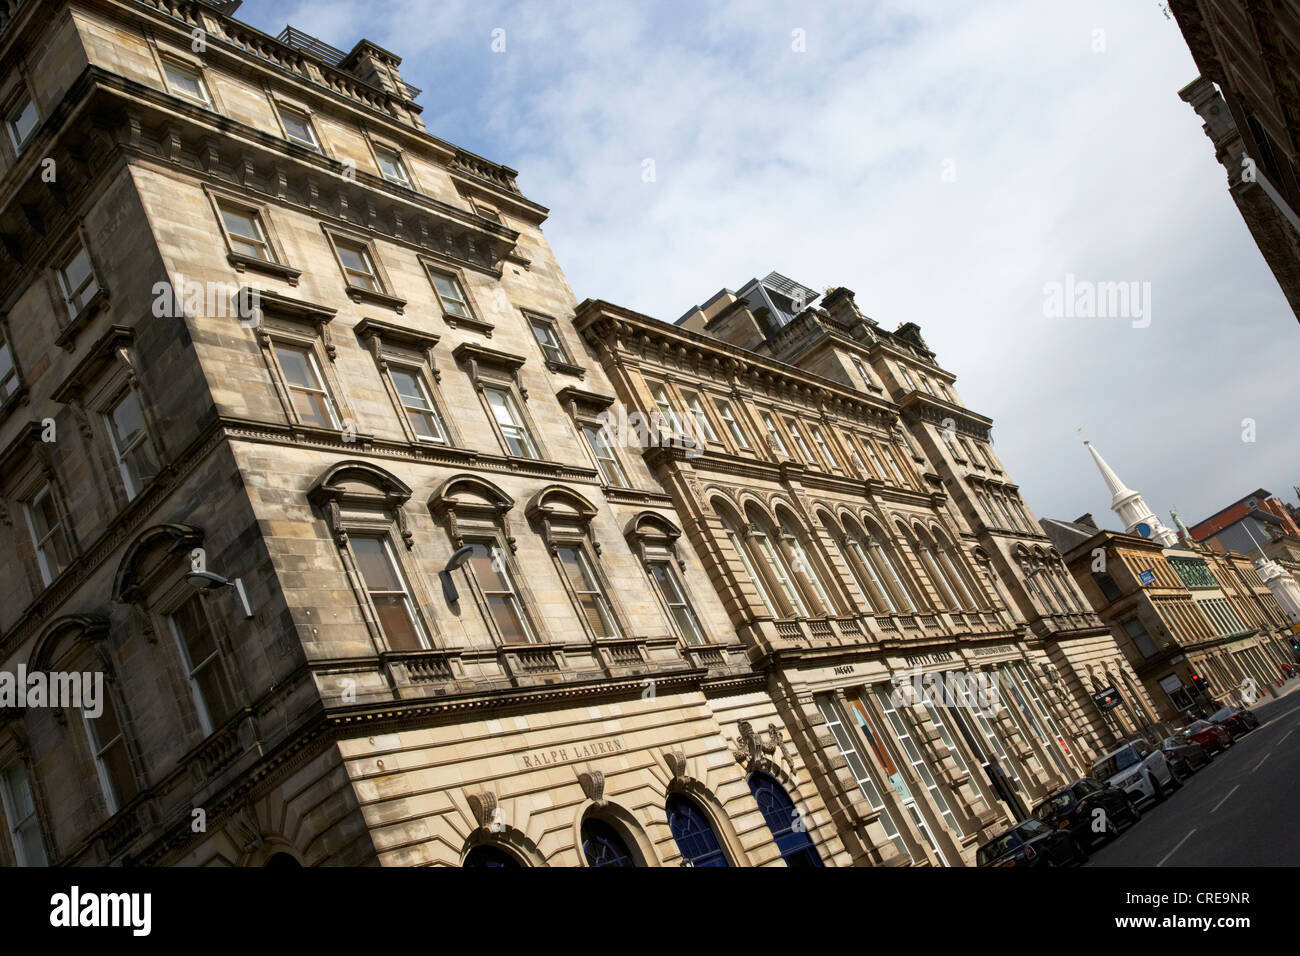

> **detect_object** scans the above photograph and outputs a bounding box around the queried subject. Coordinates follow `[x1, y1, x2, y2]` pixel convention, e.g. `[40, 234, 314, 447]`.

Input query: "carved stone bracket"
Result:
[577, 770, 605, 806]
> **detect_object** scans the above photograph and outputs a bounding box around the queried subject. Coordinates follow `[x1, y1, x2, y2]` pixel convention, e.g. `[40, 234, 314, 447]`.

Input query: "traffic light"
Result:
[1190, 673, 1211, 696]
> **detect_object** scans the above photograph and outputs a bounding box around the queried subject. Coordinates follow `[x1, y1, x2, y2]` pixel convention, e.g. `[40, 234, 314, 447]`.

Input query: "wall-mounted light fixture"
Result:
[440, 545, 476, 605]
[185, 569, 254, 619]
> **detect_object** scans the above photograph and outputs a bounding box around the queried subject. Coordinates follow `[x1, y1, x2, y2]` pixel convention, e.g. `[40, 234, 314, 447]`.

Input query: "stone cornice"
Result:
[0, 67, 523, 300]
[574, 299, 902, 429]
[218, 416, 602, 483]
[899, 391, 993, 439]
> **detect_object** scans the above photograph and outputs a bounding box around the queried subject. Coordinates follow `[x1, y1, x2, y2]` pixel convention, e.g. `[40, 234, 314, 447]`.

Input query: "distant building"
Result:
[1172, 1, 1300, 324]
[1041, 446, 1298, 721]
[1189, 489, 1300, 562]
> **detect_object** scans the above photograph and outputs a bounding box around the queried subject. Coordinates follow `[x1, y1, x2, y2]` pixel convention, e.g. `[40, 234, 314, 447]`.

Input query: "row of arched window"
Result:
[712, 496, 994, 621]
[463, 772, 824, 868]
[1013, 545, 1086, 616]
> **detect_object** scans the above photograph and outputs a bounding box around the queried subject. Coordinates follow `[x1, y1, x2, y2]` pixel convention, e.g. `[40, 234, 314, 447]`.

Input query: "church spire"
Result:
[1083, 440, 1179, 547]
[1085, 441, 1135, 505]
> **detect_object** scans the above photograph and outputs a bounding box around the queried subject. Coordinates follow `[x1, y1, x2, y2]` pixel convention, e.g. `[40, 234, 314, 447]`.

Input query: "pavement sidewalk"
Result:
[1253, 676, 1300, 715]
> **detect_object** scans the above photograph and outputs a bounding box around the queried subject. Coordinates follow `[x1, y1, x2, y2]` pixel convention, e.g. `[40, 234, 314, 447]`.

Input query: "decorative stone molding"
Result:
[428, 474, 517, 552]
[111, 523, 205, 604]
[577, 770, 605, 806]
[664, 748, 689, 783]
[306, 460, 415, 548]
[623, 511, 687, 571]
[466, 789, 506, 834]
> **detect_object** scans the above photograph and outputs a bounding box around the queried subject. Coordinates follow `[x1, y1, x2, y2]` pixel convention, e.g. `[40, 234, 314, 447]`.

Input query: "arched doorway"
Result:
[263, 852, 302, 868]
[747, 772, 824, 867]
[666, 793, 729, 867]
[581, 817, 638, 867]
[463, 844, 523, 868]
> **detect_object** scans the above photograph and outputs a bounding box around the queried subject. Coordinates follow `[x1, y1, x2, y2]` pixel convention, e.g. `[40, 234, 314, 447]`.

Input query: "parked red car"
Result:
[1181, 719, 1232, 754]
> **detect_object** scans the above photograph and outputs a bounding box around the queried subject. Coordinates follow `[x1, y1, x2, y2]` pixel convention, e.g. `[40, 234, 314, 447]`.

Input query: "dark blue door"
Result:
[463, 845, 521, 867]
[581, 818, 637, 867]
[748, 772, 824, 867]
[666, 793, 729, 867]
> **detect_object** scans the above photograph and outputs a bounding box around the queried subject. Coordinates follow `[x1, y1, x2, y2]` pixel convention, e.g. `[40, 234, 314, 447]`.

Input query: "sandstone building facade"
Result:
[1173, 0, 1300, 324]
[1044, 514, 1296, 722]
[0, 0, 1164, 868]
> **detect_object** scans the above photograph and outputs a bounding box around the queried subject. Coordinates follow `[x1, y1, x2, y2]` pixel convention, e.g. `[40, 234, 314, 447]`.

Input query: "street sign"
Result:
[1138, 569, 1156, 586]
[1091, 685, 1122, 710]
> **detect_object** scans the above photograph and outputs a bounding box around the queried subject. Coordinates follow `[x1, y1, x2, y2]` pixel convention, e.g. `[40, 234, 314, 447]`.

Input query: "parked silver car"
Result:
[1091, 738, 1180, 805]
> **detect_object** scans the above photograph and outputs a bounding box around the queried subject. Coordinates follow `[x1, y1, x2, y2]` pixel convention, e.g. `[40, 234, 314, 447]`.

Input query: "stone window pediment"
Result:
[453, 341, 528, 397]
[525, 485, 599, 553]
[556, 386, 615, 418]
[308, 461, 414, 548]
[29, 614, 111, 675]
[50, 326, 135, 406]
[354, 318, 440, 365]
[428, 474, 516, 551]
[624, 511, 686, 569]
[246, 288, 337, 354]
[112, 523, 205, 605]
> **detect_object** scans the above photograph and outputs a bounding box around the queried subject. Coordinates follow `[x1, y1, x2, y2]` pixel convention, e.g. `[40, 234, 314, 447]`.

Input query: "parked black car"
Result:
[1160, 734, 1211, 777]
[1031, 778, 1140, 852]
[1209, 704, 1260, 739]
[976, 818, 1088, 867]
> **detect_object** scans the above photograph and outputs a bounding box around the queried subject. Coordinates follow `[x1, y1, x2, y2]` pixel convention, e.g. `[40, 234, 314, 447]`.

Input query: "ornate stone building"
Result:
[1045, 515, 1297, 720]
[575, 276, 1163, 866]
[1043, 443, 1298, 722]
[0, 0, 1161, 869]
[1173, 0, 1300, 324]
[0, 0, 849, 868]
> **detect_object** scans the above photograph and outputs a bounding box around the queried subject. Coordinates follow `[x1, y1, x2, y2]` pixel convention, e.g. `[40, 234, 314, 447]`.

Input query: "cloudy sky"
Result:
[244, 0, 1299, 531]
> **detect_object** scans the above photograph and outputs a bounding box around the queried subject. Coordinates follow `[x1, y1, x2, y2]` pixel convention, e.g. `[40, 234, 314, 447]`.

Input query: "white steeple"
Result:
[1255, 556, 1300, 625]
[1084, 440, 1179, 547]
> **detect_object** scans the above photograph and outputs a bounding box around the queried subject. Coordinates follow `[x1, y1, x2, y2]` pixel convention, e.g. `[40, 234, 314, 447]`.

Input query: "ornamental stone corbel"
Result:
[577, 770, 605, 806]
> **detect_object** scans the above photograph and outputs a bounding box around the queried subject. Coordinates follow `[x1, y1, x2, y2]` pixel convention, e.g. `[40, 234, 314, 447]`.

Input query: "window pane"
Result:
[485, 388, 536, 457]
[194, 662, 237, 725]
[89, 694, 123, 745]
[376, 148, 407, 182]
[275, 345, 316, 389]
[174, 595, 219, 665]
[9, 97, 39, 147]
[531, 319, 564, 361]
[280, 110, 315, 145]
[651, 562, 704, 644]
[390, 369, 424, 406]
[373, 597, 422, 650]
[352, 537, 403, 592]
[164, 64, 204, 100]
[221, 207, 259, 241]
[582, 423, 627, 487]
[558, 547, 594, 590]
[109, 391, 146, 449]
[487, 595, 531, 643]
[468, 542, 510, 591]
[289, 390, 332, 429]
[0, 341, 15, 398]
[337, 244, 369, 274]
[101, 741, 137, 805]
[431, 272, 470, 317]
[2, 766, 34, 818]
[62, 247, 93, 295]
